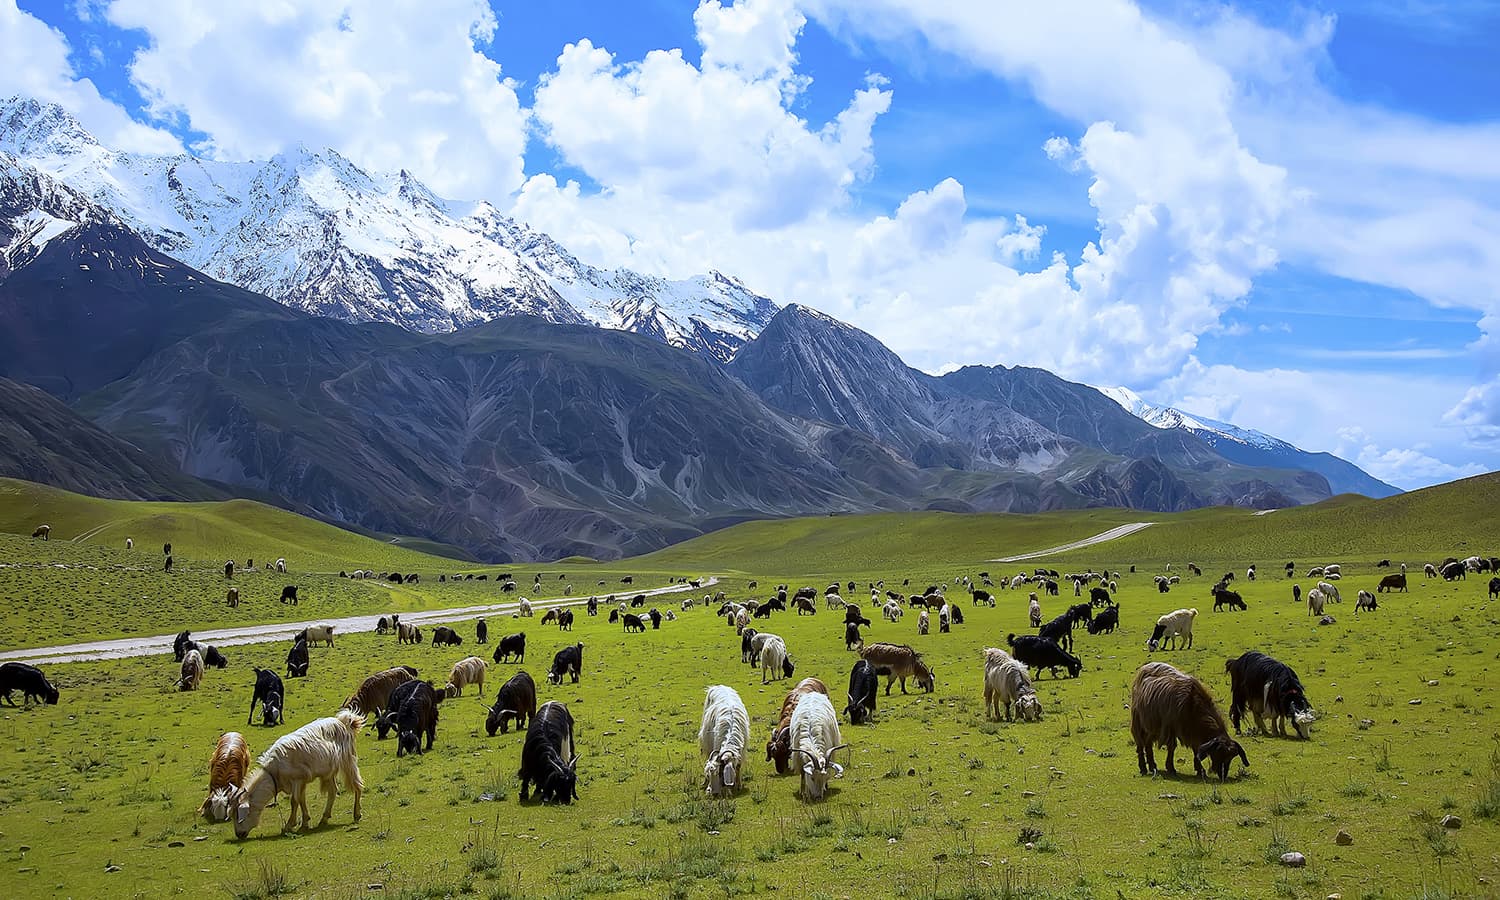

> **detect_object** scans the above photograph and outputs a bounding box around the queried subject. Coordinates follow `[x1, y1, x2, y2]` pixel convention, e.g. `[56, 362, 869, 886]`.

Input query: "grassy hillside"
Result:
[0, 478, 472, 572]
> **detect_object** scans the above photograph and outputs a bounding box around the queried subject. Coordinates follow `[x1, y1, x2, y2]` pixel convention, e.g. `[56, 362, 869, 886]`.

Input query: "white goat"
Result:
[234, 710, 364, 837]
[917, 609, 930, 635]
[301, 624, 335, 647]
[1322, 564, 1341, 576]
[698, 686, 749, 797]
[1009, 574, 1028, 589]
[882, 600, 902, 622]
[982, 648, 1042, 722]
[1307, 588, 1326, 616]
[179, 649, 204, 692]
[1147, 608, 1197, 652]
[1028, 592, 1042, 628]
[275, 558, 287, 573]
[789, 693, 847, 801]
[760, 636, 790, 685]
[1317, 580, 1342, 603]
[444, 656, 487, 698]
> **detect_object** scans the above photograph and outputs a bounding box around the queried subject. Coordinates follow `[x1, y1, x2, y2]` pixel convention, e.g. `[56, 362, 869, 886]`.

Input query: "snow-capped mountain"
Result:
[0, 96, 777, 360]
[1095, 386, 1401, 498]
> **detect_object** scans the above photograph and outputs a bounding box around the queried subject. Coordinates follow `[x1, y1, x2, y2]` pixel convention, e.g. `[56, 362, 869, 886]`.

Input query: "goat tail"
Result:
[336, 708, 366, 735]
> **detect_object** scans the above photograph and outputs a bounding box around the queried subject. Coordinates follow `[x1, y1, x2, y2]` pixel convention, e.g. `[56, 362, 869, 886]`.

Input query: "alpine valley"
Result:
[0, 97, 1397, 561]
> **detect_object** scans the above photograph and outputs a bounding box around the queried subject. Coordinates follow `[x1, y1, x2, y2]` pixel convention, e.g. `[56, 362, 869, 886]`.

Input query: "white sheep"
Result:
[1147, 608, 1197, 651]
[789, 693, 847, 801]
[444, 656, 487, 698]
[1322, 564, 1341, 576]
[748, 632, 781, 667]
[760, 636, 790, 685]
[234, 710, 363, 837]
[882, 600, 902, 622]
[698, 685, 749, 797]
[982, 648, 1042, 722]
[1307, 588, 1326, 616]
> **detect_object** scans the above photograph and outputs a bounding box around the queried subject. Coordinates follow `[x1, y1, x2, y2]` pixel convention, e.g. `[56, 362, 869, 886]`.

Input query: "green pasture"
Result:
[0, 476, 1497, 897]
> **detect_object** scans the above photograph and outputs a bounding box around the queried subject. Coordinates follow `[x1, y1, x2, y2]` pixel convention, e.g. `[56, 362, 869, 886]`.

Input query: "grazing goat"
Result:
[1147, 608, 1197, 651]
[740, 628, 759, 665]
[1130, 662, 1247, 781]
[444, 656, 487, 698]
[789, 693, 847, 801]
[180, 649, 205, 692]
[519, 701, 578, 803]
[430, 626, 461, 647]
[844, 621, 864, 651]
[519, 598, 534, 617]
[174, 630, 193, 662]
[856, 643, 935, 694]
[917, 609, 929, 635]
[279, 585, 299, 605]
[32, 524, 50, 540]
[700, 686, 750, 797]
[476, 619, 488, 643]
[768, 678, 829, 772]
[622, 613, 646, 633]
[0, 662, 60, 706]
[493, 632, 525, 663]
[1028, 593, 1042, 628]
[1317, 580, 1342, 603]
[844, 660, 878, 724]
[285, 637, 309, 678]
[485, 671, 538, 736]
[1086, 604, 1119, 635]
[1378, 573, 1407, 593]
[199, 731, 251, 821]
[340, 666, 416, 716]
[250, 668, 286, 725]
[983, 648, 1042, 722]
[761, 636, 793, 684]
[1212, 589, 1246, 612]
[1355, 591, 1378, 613]
[397, 622, 423, 645]
[298, 625, 335, 648]
[1225, 651, 1314, 740]
[548, 643, 584, 685]
[234, 710, 364, 837]
[559, 609, 576, 631]
[227, 587, 240, 608]
[393, 681, 442, 757]
[1307, 588, 1326, 616]
[541, 609, 558, 625]
[1038, 610, 1080, 651]
[1006, 634, 1083, 679]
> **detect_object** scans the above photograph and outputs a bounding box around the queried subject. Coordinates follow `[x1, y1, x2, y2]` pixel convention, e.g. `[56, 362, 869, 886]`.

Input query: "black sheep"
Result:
[248, 667, 284, 726]
[844, 660, 878, 724]
[519, 701, 578, 803]
[0, 662, 59, 706]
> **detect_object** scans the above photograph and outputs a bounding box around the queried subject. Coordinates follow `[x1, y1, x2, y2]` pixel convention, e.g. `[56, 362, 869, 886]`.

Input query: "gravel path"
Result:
[990, 522, 1155, 563]
[0, 577, 718, 665]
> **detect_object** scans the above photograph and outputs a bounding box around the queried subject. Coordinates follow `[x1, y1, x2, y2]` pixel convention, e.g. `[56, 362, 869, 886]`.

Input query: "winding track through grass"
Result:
[990, 521, 1155, 562]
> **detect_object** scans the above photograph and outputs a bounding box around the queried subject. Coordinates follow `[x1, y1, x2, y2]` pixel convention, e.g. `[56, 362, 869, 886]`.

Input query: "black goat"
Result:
[248, 668, 284, 725]
[279, 585, 299, 605]
[0, 662, 59, 706]
[1212, 589, 1247, 612]
[519, 701, 579, 803]
[493, 632, 526, 663]
[1006, 634, 1083, 679]
[285, 637, 309, 678]
[548, 643, 584, 685]
[845, 660, 878, 724]
[622, 613, 646, 633]
[844, 621, 863, 651]
[1225, 651, 1313, 739]
[476, 619, 488, 644]
[486, 671, 538, 736]
[173, 630, 193, 662]
[1086, 604, 1119, 634]
[430, 626, 462, 647]
[394, 681, 442, 757]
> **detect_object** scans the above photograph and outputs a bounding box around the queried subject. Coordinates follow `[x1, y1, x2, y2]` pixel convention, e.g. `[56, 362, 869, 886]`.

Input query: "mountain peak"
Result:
[0, 97, 104, 162]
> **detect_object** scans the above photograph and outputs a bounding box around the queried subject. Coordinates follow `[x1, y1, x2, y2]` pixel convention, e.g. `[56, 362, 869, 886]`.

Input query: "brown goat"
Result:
[766, 677, 828, 774]
[857, 643, 935, 695]
[340, 666, 418, 715]
[198, 731, 251, 821]
[1130, 662, 1247, 781]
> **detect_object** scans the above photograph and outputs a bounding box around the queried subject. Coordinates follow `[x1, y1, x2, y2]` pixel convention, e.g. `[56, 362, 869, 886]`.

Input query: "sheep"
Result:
[519, 701, 578, 803]
[1306, 566, 1325, 578]
[1225, 651, 1313, 740]
[1355, 591, 1378, 613]
[179, 649, 205, 692]
[1006, 633, 1083, 678]
[1086, 604, 1120, 634]
[298, 625, 335, 648]
[234, 710, 364, 837]
[485, 671, 537, 736]
[1130, 662, 1247, 781]
[917, 609, 929, 635]
[0, 662, 60, 706]
[518, 598, 534, 617]
[1317, 580, 1342, 603]
[983, 648, 1042, 722]
[1147, 609, 1197, 651]
[768, 678, 829, 772]
[789, 693, 848, 801]
[444, 657, 487, 698]
[844, 660, 878, 725]
[1323, 564, 1341, 576]
[199, 732, 252, 822]
[250, 668, 286, 726]
[31, 524, 50, 540]
[761, 636, 793, 685]
[393, 681, 442, 757]
[882, 600, 903, 622]
[430, 626, 462, 647]
[1307, 588, 1326, 616]
[699, 686, 750, 797]
[285, 637, 309, 678]
[398, 622, 423, 645]
[856, 642, 935, 694]
[547, 643, 584, 685]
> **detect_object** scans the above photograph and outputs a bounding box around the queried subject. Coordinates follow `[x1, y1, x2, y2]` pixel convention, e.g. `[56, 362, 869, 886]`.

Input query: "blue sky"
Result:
[5, 0, 1499, 489]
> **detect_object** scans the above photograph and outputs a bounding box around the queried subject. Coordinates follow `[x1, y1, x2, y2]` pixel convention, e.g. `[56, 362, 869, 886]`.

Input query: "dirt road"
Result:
[990, 522, 1155, 563]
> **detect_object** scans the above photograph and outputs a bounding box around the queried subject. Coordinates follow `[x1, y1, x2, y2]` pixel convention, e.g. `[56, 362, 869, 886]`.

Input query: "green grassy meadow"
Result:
[1, 477, 1498, 898]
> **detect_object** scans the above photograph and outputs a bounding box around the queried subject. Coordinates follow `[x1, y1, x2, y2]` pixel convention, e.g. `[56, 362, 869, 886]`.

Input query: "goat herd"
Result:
[1, 549, 1492, 845]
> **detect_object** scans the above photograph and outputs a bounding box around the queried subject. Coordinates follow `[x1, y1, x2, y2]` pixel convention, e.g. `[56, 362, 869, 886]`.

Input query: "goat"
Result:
[547, 643, 584, 685]
[1317, 580, 1342, 603]
[285, 637, 309, 678]
[279, 585, 299, 605]
[1378, 573, 1407, 593]
[298, 625, 335, 648]
[1086, 604, 1119, 634]
[397, 622, 423, 645]
[844, 660, 878, 724]
[1212, 589, 1246, 612]
[789, 693, 848, 801]
[1147, 608, 1197, 651]
[430, 626, 461, 647]
[700, 686, 750, 797]
[179, 649, 205, 692]
[622, 613, 646, 633]
[31, 524, 50, 540]
[0, 662, 60, 706]
[1038, 609, 1080, 651]
[519, 701, 578, 803]
[234, 710, 363, 837]
[444, 656, 487, 699]
[856, 643, 935, 695]
[983, 648, 1042, 722]
[1307, 588, 1326, 616]
[1028, 593, 1042, 628]
[1226, 651, 1313, 740]
[476, 619, 488, 643]
[1006, 634, 1083, 679]
[485, 671, 538, 736]
[250, 668, 286, 725]
[844, 621, 864, 651]
[393, 680, 442, 757]
[199, 731, 252, 822]
[493, 632, 525, 663]
[340, 666, 417, 717]
[768, 678, 829, 772]
[1130, 662, 1247, 781]
[761, 636, 793, 684]
[1355, 591, 1378, 613]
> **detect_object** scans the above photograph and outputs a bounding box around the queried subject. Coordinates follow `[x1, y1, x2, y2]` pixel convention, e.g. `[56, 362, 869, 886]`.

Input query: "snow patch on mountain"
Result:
[1095, 385, 1292, 452]
[0, 96, 778, 360]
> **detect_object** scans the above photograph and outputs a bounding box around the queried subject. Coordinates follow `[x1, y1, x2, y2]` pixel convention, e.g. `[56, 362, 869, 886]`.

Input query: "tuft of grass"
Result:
[224, 860, 295, 900]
